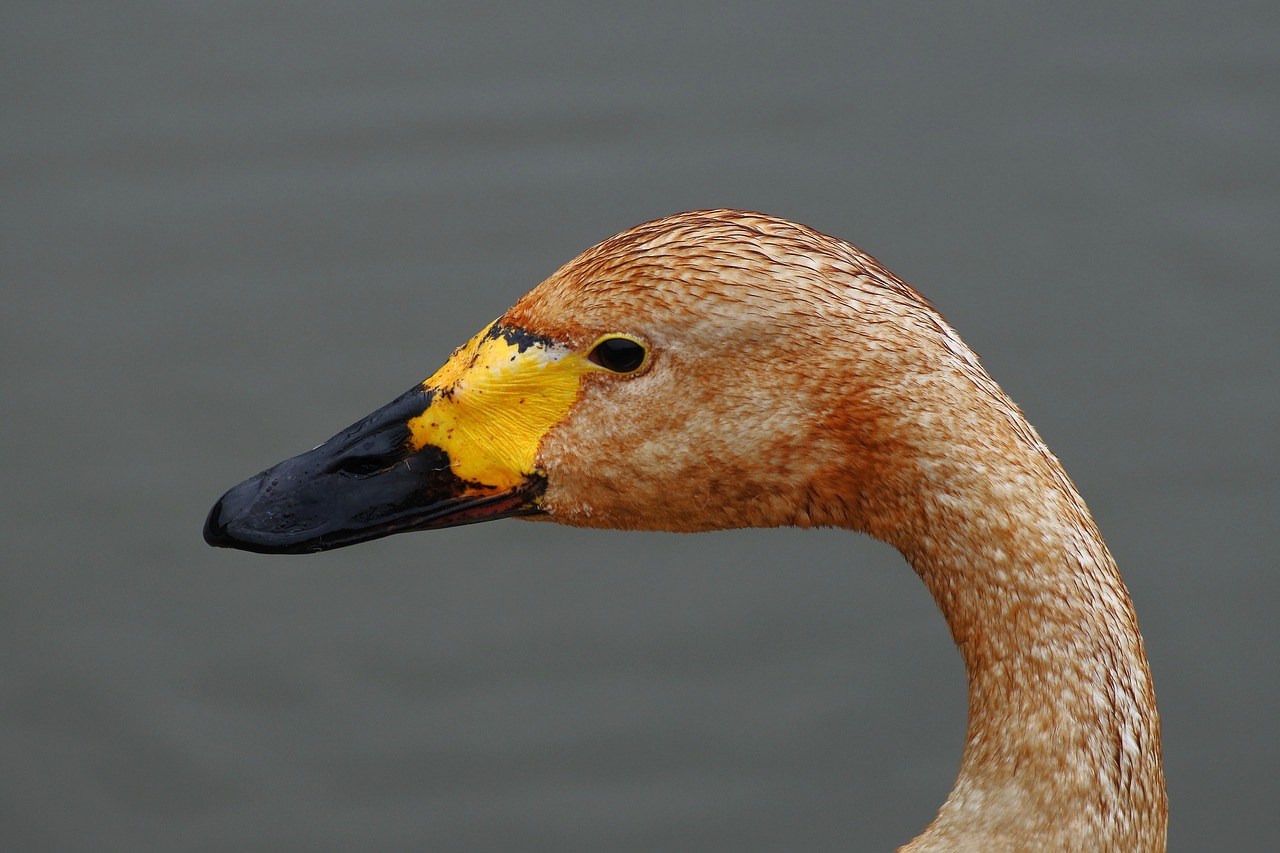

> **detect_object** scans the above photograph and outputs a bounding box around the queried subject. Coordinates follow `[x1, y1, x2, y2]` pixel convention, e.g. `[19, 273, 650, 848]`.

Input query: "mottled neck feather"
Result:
[844, 347, 1168, 851]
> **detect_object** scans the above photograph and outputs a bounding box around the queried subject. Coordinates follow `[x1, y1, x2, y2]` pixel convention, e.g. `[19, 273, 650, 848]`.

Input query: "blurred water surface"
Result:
[3, 2, 1277, 850]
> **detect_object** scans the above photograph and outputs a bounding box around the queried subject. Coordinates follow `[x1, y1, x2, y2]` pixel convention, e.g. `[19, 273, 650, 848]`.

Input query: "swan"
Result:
[205, 209, 1166, 850]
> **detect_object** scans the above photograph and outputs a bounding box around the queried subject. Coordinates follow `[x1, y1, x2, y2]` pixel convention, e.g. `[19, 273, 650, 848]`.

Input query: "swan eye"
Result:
[587, 335, 647, 374]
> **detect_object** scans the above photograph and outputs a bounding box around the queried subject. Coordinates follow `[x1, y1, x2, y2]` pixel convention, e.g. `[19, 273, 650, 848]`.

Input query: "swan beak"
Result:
[204, 321, 588, 554]
[201, 382, 547, 554]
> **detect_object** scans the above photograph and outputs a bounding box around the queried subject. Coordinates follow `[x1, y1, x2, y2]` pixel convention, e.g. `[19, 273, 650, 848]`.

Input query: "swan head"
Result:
[204, 210, 1168, 850]
[205, 209, 958, 552]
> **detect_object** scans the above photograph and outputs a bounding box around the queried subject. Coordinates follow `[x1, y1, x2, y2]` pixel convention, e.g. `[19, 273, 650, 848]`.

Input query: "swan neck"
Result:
[885, 433, 1166, 850]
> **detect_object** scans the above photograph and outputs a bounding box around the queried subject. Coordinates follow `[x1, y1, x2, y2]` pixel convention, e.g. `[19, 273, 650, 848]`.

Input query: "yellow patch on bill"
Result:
[407, 322, 593, 490]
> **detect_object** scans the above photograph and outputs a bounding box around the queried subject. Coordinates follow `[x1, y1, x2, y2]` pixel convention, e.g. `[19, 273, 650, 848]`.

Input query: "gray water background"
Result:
[4, 2, 1277, 850]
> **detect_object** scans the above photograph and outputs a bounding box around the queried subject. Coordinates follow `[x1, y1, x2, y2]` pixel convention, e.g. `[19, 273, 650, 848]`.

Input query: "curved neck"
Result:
[908, 495, 1164, 849]
[860, 398, 1168, 850]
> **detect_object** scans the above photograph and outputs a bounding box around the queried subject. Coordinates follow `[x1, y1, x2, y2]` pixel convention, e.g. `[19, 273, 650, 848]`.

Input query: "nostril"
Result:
[332, 454, 400, 477]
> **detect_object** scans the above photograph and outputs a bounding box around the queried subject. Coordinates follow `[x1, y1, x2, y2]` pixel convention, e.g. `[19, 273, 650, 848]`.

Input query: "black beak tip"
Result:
[203, 496, 232, 548]
[203, 474, 274, 551]
[203, 466, 354, 555]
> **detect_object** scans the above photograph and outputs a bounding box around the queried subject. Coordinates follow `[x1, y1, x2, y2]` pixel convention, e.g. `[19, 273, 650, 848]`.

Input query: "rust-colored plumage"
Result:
[510, 211, 1167, 850]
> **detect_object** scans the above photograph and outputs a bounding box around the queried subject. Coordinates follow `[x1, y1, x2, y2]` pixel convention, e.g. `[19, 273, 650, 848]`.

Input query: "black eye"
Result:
[587, 336, 647, 373]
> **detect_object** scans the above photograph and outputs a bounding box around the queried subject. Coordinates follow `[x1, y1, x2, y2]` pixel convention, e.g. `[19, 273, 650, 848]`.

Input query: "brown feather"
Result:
[505, 210, 1166, 850]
